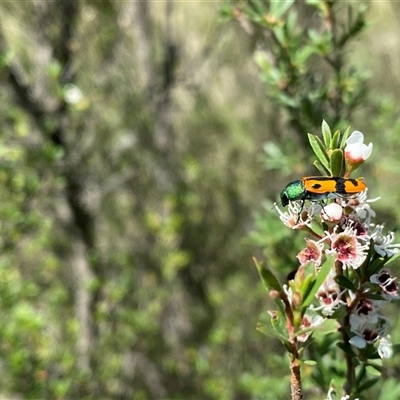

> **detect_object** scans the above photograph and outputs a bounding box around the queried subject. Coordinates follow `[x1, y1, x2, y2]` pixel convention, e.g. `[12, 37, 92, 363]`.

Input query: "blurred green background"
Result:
[0, 1, 400, 399]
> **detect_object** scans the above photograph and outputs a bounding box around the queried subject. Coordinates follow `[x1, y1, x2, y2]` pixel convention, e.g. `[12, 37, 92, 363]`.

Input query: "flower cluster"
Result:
[275, 130, 400, 359]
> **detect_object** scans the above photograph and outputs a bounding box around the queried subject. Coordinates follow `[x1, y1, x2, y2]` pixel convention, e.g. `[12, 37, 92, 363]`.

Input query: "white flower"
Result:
[274, 201, 320, 229]
[345, 131, 373, 163]
[349, 335, 367, 349]
[378, 335, 393, 358]
[369, 225, 400, 257]
[321, 202, 343, 223]
[326, 386, 359, 400]
[64, 84, 84, 104]
[349, 313, 388, 353]
[370, 269, 399, 300]
[341, 188, 378, 226]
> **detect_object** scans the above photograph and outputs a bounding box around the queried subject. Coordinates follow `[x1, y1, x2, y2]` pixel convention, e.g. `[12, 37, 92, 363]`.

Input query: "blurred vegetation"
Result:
[0, 1, 399, 399]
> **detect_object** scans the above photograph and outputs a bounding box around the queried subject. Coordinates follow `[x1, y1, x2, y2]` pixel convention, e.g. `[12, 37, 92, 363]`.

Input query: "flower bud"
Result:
[344, 131, 373, 175]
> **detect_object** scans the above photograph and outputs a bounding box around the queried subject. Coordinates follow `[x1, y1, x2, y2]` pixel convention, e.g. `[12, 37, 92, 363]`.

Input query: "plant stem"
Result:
[335, 260, 355, 396]
[342, 312, 355, 396]
[290, 356, 303, 400]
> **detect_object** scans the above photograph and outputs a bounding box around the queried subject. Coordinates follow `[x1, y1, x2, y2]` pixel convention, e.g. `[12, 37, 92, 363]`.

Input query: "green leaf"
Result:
[334, 274, 356, 290]
[321, 120, 331, 148]
[303, 359, 317, 365]
[0, 50, 15, 71]
[302, 255, 334, 310]
[243, 3, 265, 23]
[329, 149, 344, 177]
[219, 4, 235, 19]
[305, 0, 324, 9]
[286, 9, 298, 33]
[379, 378, 400, 400]
[258, 311, 290, 344]
[330, 305, 347, 319]
[358, 378, 380, 393]
[313, 318, 339, 336]
[254, 51, 272, 74]
[382, 251, 400, 266]
[307, 133, 330, 172]
[277, 92, 299, 108]
[340, 126, 351, 149]
[253, 257, 282, 292]
[337, 341, 356, 357]
[313, 160, 330, 176]
[331, 130, 341, 150]
[366, 362, 382, 374]
[298, 271, 317, 309]
[307, 30, 333, 55]
[270, 0, 294, 19]
[247, 1, 266, 16]
[295, 45, 316, 66]
[367, 257, 386, 276]
[270, 315, 290, 342]
[274, 26, 286, 45]
[365, 293, 386, 301]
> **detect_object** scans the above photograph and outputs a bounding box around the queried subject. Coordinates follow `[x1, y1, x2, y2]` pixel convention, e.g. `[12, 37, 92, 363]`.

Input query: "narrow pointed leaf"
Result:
[253, 257, 282, 292]
[365, 293, 385, 301]
[358, 378, 380, 393]
[303, 360, 317, 365]
[270, 314, 291, 343]
[337, 341, 355, 356]
[313, 160, 330, 176]
[270, 0, 294, 18]
[330, 149, 344, 177]
[321, 120, 332, 148]
[335, 274, 356, 290]
[297, 264, 317, 304]
[302, 255, 334, 309]
[366, 257, 386, 276]
[382, 250, 400, 266]
[340, 126, 351, 149]
[307, 133, 330, 171]
[331, 130, 341, 149]
[366, 362, 382, 374]
[330, 305, 347, 319]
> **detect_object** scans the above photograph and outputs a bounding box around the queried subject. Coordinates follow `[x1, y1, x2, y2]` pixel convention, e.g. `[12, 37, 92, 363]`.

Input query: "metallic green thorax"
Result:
[280, 180, 306, 206]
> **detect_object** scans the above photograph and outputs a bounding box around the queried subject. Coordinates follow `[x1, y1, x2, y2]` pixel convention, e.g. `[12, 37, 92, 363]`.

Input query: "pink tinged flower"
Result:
[297, 239, 323, 267]
[274, 201, 320, 229]
[344, 131, 373, 164]
[316, 288, 341, 316]
[332, 234, 362, 266]
[370, 269, 399, 300]
[340, 217, 369, 237]
[268, 310, 278, 319]
[369, 225, 400, 257]
[297, 314, 324, 342]
[355, 299, 374, 316]
[353, 298, 384, 322]
[327, 225, 369, 269]
[314, 271, 345, 316]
